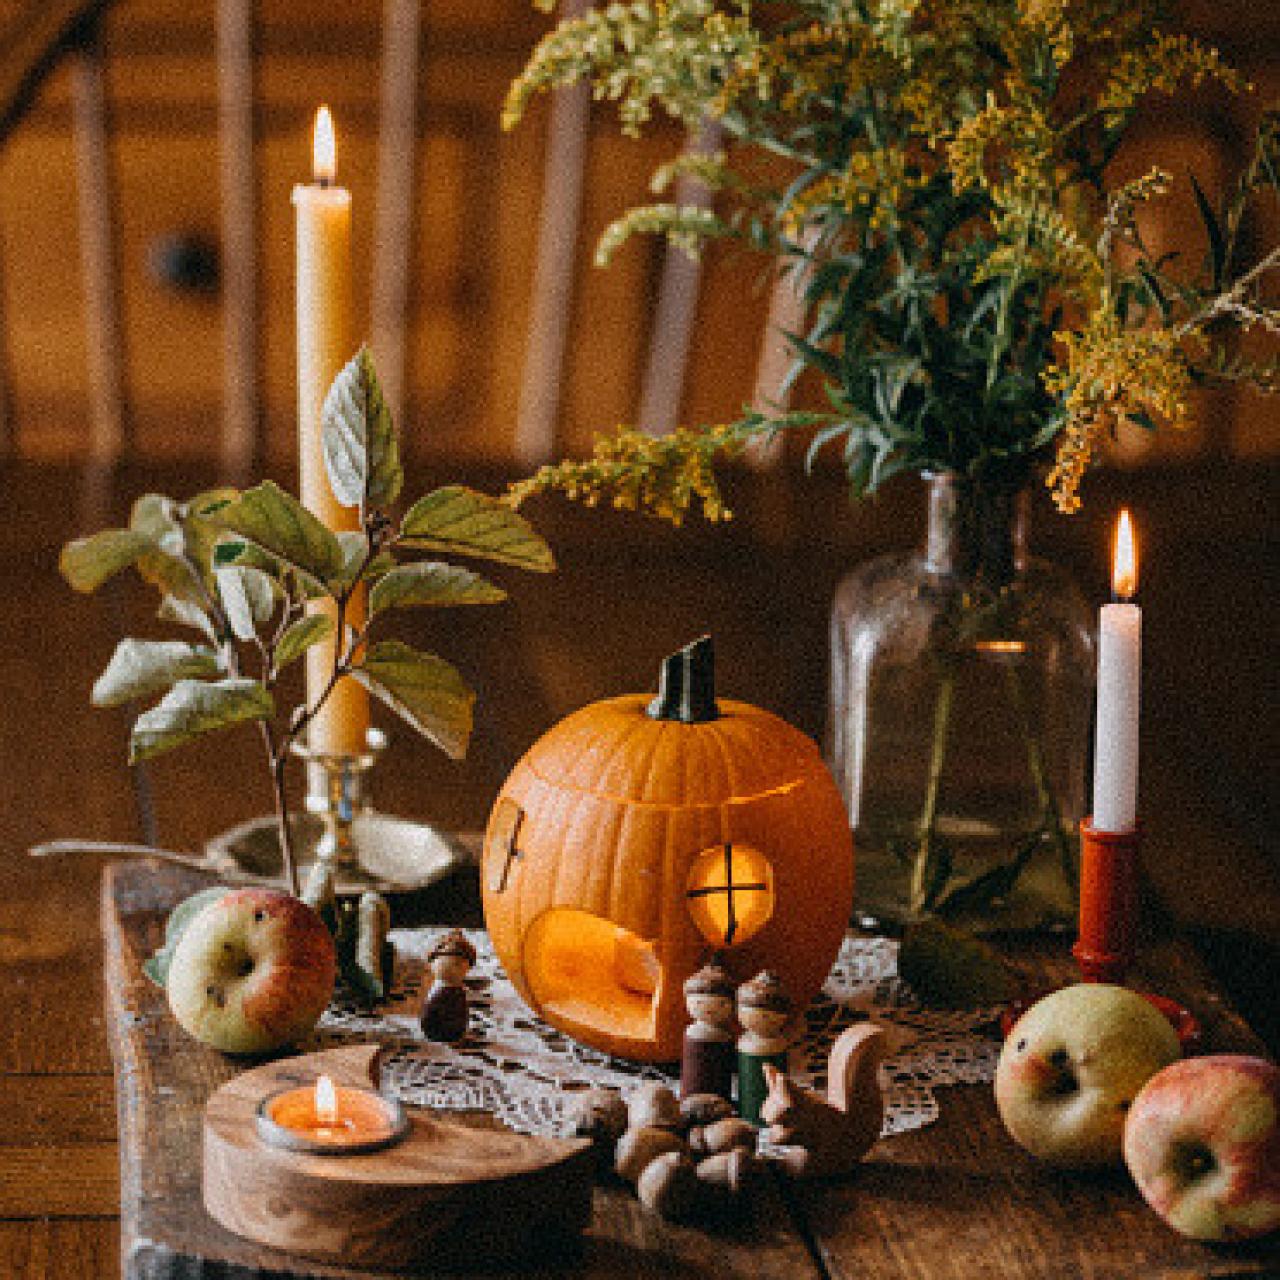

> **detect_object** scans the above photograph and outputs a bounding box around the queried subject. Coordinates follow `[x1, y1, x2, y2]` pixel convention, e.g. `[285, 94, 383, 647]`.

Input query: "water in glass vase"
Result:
[828, 473, 1094, 935]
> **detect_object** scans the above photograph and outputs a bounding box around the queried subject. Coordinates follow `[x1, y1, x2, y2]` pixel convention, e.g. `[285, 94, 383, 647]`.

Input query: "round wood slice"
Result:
[203, 1043, 594, 1269]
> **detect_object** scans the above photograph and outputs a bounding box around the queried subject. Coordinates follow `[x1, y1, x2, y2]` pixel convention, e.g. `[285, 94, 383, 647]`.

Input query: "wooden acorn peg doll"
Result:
[680, 961, 737, 1101]
[420, 928, 477, 1043]
[735, 970, 794, 1124]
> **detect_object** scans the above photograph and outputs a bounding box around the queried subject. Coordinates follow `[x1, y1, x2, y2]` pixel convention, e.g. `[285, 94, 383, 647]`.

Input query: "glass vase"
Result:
[827, 471, 1095, 934]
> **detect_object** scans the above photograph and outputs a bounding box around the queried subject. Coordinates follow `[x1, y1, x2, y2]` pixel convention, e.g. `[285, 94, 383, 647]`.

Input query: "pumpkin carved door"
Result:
[482, 640, 854, 1063]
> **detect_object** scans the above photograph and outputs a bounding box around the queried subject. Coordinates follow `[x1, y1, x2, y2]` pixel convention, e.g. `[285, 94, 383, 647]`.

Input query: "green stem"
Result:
[909, 669, 956, 916]
[1002, 659, 1077, 894]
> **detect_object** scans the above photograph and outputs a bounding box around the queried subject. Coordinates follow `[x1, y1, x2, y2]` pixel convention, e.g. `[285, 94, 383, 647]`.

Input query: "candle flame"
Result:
[1112, 509, 1138, 599]
[314, 1074, 338, 1125]
[312, 106, 336, 184]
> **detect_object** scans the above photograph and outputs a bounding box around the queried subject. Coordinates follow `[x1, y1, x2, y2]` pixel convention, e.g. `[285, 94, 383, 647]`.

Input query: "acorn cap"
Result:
[684, 962, 734, 998]
[427, 928, 476, 965]
[737, 969, 791, 1013]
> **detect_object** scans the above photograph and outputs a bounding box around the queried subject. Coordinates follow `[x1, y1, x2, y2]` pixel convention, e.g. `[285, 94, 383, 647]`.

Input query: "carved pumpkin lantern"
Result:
[481, 638, 854, 1062]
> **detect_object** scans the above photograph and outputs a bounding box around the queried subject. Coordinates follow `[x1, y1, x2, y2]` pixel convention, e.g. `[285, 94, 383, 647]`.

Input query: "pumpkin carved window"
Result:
[686, 843, 774, 949]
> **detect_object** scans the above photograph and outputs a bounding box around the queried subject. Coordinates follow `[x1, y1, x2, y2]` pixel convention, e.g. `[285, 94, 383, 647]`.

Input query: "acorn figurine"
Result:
[420, 928, 477, 1043]
[735, 970, 793, 1124]
[681, 962, 737, 1101]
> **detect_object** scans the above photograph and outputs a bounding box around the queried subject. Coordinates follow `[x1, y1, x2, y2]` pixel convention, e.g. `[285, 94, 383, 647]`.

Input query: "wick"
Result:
[316, 176, 332, 190]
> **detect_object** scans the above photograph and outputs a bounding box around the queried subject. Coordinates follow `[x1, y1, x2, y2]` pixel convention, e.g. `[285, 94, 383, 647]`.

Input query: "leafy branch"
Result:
[61, 348, 555, 896]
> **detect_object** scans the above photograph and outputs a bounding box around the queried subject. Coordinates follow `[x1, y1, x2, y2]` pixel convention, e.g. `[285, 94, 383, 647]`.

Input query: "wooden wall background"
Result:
[0, 0, 1275, 471]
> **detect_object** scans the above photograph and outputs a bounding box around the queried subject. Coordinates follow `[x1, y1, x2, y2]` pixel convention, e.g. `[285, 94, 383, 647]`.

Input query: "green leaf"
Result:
[144, 886, 230, 988]
[59, 530, 153, 593]
[335, 531, 396, 588]
[369, 561, 507, 616]
[213, 481, 345, 589]
[398, 486, 555, 572]
[353, 640, 474, 760]
[129, 677, 274, 763]
[130, 493, 184, 552]
[215, 565, 279, 641]
[321, 347, 403, 514]
[275, 614, 335, 669]
[92, 639, 223, 707]
[1189, 173, 1226, 291]
[897, 918, 1016, 1008]
[157, 594, 218, 642]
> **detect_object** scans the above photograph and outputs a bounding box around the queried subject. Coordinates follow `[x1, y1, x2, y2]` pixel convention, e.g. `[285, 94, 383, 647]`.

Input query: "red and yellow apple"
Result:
[995, 983, 1181, 1166]
[166, 889, 336, 1054]
[1124, 1055, 1280, 1241]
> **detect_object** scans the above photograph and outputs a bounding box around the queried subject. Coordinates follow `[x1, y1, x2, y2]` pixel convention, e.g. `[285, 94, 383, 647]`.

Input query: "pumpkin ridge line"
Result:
[516, 763, 811, 810]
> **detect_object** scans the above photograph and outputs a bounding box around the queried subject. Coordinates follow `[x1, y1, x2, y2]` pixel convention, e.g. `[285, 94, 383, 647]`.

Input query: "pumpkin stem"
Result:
[648, 636, 720, 723]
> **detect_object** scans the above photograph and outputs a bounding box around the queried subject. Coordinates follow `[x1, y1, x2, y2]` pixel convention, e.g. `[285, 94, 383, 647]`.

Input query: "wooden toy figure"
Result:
[680, 962, 737, 1101]
[420, 929, 477, 1043]
[735, 970, 793, 1124]
[760, 1022, 888, 1178]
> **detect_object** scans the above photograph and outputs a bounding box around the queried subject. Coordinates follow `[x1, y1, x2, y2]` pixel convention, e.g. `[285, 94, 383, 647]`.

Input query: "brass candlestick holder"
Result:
[204, 728, 468, 896]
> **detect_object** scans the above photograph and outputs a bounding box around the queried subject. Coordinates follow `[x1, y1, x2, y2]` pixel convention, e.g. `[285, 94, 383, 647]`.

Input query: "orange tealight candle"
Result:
[256, 1074, 408, 1155]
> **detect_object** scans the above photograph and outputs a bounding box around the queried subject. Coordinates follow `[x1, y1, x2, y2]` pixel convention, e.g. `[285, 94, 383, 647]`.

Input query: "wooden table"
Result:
[102, 860, 1280, 1280]
[2, 458, 1278, 1279]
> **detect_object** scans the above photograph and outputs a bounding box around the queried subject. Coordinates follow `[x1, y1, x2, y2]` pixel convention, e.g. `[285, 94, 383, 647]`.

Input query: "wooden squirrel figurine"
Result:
[760, 1022, 888, 1178]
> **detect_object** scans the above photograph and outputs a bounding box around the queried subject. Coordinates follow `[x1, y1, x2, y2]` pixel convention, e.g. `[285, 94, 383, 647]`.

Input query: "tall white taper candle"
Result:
[1092, 510, 1140, 833]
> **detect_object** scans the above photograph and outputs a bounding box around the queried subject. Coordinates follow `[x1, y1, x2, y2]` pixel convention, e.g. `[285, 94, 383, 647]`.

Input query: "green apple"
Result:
[1124, 1055, 1280, 1241]
[167, 889, 336, 1055]
[995, 983, 1181, 1167]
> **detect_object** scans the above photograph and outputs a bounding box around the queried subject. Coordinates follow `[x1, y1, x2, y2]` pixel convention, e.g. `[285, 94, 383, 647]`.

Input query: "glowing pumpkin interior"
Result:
[523, 910, 662, 1047]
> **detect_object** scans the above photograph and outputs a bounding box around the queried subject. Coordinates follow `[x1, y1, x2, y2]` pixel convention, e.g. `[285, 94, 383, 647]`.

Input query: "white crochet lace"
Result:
[318, 932, 1000, 1139]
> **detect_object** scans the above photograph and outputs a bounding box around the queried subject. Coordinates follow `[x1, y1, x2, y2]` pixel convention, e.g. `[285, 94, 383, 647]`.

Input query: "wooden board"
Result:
[102, 859, 819, 1280]
[103, 859, 1280, 1280]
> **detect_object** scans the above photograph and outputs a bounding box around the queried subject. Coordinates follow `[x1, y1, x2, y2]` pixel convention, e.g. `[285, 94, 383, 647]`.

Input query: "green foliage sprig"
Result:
[61, 349, 555, 894]
[504, 0, 1280, 517]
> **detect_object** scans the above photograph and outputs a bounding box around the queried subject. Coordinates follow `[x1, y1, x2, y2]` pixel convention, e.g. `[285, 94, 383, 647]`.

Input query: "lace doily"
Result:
[318, 931, 1001, 1139]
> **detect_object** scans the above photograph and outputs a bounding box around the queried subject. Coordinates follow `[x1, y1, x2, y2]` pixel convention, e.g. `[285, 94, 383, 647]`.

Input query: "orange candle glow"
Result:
[257, 1074, 408, 1154]
[293, 106, 370, 759]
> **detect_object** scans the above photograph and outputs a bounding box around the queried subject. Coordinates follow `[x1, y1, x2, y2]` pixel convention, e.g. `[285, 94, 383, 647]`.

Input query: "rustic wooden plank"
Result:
[103, 859, 820, 1279]
[216, 0, 259, 480]
[791, 939, 1280, 1280]
[0, 1144, 118, 1217]
[0, 1073, 117, 1143]
[0, 1220, 121, 1279]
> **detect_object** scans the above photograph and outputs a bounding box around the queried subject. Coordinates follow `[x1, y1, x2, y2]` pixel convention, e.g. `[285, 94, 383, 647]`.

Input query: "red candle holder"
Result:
[1072, 817, 1141, 984]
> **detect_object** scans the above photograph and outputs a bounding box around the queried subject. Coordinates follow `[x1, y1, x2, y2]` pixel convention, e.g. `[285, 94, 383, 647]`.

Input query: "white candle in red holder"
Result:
[1092, 510, 1141, 833]
[293, 105, 369, 756]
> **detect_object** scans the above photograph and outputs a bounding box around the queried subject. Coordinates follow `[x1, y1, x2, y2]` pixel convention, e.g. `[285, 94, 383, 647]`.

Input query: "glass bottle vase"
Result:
[827, 472, 1095, 934]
